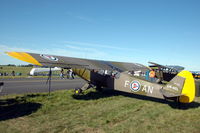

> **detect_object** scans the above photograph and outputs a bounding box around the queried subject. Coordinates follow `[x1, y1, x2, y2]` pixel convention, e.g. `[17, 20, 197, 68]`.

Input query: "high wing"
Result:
[6, 52, 199, 104]
[6, 52, 150, 72]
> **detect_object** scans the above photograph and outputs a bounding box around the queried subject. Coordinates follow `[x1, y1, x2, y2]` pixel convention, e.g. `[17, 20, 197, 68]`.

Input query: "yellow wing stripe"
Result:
[178, 70, 195, 103]
[6, 52, 42, 66]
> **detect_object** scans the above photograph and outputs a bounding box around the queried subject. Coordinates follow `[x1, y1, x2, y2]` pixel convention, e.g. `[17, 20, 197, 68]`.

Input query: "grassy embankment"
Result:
[0, 89, 200, 133]
[0, 66, 64, 78]
[0, 66, 32, 77]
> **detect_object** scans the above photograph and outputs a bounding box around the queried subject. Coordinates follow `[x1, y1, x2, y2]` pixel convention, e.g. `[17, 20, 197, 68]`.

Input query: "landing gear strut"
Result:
[74, 83, 93, 95]
[74, 83, 104, 95]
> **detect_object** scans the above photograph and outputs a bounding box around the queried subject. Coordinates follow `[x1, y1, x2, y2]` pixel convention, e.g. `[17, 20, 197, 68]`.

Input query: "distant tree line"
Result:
[1, 64, 34, 67]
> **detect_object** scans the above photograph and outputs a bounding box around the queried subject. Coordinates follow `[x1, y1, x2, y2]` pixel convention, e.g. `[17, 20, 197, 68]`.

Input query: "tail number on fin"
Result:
[166, 85, 179, 91]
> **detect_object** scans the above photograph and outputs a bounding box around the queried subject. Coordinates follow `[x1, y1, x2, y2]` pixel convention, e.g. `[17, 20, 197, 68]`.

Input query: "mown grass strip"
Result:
[0, 89, 200, 133]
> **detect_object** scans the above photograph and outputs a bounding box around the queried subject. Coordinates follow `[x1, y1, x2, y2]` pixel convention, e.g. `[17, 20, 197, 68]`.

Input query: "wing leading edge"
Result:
[6, 52, 150, 72]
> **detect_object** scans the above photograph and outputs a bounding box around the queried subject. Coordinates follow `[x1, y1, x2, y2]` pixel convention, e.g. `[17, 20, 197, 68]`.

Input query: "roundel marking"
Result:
[40, 54, 58, 61]
[130, 81, 141, 92]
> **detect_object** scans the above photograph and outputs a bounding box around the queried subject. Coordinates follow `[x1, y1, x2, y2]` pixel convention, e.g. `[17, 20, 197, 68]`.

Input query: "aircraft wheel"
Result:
[74, 88, 82, 95]
[96, 86, 103, 92]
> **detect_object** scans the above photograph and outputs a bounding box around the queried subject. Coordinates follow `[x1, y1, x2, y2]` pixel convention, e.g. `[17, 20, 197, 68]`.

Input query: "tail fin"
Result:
[161, 70, 195, 103]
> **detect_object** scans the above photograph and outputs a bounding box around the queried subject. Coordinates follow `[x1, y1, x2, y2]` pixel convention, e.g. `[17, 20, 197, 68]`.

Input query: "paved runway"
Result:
[0, 77, 86, 96]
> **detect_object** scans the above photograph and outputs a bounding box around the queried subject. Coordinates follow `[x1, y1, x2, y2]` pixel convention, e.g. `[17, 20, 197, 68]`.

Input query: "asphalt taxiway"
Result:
[0, 77, 86, 96]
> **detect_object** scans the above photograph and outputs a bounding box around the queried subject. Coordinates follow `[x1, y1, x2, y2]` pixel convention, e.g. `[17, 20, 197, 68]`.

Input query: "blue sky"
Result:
[0, 0, 200, 70]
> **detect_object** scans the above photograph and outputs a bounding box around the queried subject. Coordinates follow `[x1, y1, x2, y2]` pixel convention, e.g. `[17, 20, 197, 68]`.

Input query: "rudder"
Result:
[162, 70, 195, 103]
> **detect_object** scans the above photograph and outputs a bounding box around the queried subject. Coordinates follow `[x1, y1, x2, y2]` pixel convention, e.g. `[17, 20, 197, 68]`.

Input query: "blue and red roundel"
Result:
[40, 54, 58, 61]
[130, 81, 141, 92]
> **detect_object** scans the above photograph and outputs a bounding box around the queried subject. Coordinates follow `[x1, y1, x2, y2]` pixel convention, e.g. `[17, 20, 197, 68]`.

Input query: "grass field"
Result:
[0, 66, 33, 76]
[0, 66, 64, 78]
[1, 89, 200, 133]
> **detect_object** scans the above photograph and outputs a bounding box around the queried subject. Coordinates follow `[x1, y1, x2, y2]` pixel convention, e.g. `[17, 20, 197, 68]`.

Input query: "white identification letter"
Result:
[124, 80, 130, 87]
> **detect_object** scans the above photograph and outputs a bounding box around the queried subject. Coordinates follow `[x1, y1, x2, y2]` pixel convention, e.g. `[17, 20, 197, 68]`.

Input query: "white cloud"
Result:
[0, 43, 110, 65]
[1, 43, 199, 70]
[0, 45, 39, 55]
[64, 41, 140, 52]
[65, 44, 109, 60]
[66, 44, 105, 54]
[66, 12, 93, 23]
[75, 16, 93, 22]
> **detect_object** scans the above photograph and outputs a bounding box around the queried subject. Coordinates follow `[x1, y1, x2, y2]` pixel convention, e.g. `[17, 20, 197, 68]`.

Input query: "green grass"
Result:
[0, 66, 64, 78]
[1, 89, 200, 133]
[0, 66, 33, 76]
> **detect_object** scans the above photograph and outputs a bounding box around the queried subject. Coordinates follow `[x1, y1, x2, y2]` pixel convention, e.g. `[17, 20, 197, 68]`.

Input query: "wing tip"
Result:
[6, 51, 42, 66]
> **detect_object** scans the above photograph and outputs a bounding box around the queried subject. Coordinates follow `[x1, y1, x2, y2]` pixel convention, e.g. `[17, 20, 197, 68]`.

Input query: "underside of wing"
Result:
[6, 52, 150, 72]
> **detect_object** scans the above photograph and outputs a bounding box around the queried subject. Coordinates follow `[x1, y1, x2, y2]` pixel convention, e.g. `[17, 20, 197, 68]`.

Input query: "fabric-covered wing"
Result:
[6, 52, 149, 72]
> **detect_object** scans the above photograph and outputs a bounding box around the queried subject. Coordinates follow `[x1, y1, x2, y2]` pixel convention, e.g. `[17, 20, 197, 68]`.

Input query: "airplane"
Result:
[148, 61, 185, 82]
[191, 71, 200, 79]
[5, 52, 200, 104]
[149, 62, 200, 82]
